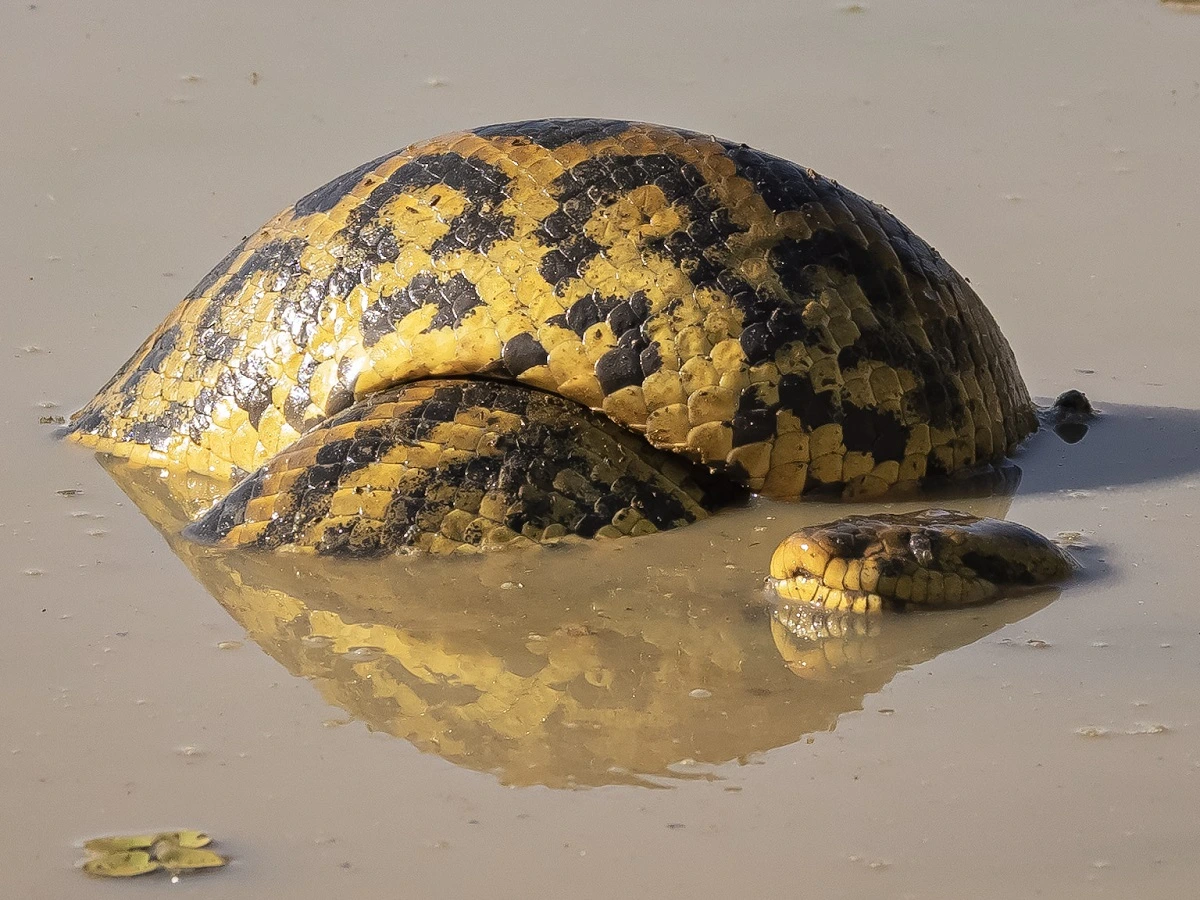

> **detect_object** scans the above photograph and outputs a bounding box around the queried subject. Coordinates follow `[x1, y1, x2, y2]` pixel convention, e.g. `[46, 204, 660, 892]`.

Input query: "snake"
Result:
[65, 117, 1074, 607]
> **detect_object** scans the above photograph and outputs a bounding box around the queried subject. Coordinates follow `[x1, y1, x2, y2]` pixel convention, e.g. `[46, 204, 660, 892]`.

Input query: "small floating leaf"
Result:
[153, 844, 227, 871]
[82, 851, 160, 878]
[82, 830, 225, 878]
[84, 834, 158, 853]
[156, 829, 212, 849]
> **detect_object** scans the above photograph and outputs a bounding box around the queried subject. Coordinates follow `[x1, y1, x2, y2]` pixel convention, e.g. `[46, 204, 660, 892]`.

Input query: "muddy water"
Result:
[3, 1, 1199, 897]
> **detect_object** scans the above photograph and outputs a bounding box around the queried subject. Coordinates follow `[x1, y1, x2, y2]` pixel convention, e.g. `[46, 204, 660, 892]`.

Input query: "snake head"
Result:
[768, 509, 1075, 611]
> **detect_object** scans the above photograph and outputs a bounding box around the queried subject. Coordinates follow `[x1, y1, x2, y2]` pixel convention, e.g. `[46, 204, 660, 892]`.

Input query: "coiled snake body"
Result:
[67, 118, 1071, 605]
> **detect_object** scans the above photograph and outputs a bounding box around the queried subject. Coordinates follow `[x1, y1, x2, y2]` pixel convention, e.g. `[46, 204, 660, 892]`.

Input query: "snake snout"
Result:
[769, 510, 1075, 612]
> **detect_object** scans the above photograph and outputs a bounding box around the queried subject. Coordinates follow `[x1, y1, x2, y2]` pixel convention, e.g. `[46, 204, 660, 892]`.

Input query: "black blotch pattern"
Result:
[639, 343, 662, 377]
[726, 142, 939, 301]
[430, 205, 510, 256]
[232, 352, 273, 428]
[777, 372, 838, 428]
[189, 387, 217, 444]
[770, 234, 904, 318]
[195, 299, 238, 362]
[360, 272, 484, 346]
[594, 346, 643, 394]
[841, 404, 907, 462]
[538, 153, 719, 294]
[501, 332, 548, 375]
[427, 274, 485, 330]
[125, 403, 183, 453]
[184, 235, 251, 302]
[539, 235, 601, 291]
[292, 152, 395, 217]
[563, 292, 619, 336]
[66, 406, 104, 436]
[837, 328, 907, 370]
[961, 550, 1040, 586]
[924, 451, 952, 481]
[720, 142, 822, 214]
[282, 355, 319, 432]
[213, 238, 307, 306]
[473, 118, 642, 150]
[343, 152, 514, 257]
[324, 355, 361, 418]
[731, 389, 776, 447]
[184, 468, 266, 544]
[274, 274, 327, 349]
[133, 325, 182, 379]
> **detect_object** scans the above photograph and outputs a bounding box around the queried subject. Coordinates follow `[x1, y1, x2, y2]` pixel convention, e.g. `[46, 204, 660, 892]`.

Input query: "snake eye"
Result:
[909, 532, 934, 567]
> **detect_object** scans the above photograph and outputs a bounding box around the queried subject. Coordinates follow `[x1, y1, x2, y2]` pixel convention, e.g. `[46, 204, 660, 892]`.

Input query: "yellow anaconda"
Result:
[66, 118, 1068, 603]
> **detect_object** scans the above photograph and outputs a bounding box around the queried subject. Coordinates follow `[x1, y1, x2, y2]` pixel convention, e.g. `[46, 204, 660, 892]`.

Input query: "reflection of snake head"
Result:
[102, 460, 1060, 789]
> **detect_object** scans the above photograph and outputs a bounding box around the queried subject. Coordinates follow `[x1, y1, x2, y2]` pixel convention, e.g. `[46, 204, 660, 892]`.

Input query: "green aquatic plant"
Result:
[81, 830, 225, 878]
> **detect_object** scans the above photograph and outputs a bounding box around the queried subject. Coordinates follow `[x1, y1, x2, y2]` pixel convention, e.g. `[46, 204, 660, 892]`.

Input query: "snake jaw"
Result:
[769, 510, 1075, 612]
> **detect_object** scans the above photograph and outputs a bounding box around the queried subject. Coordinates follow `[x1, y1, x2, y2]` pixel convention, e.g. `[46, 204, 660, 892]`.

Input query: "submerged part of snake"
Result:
[769, 509, 1075, 611]
[67, 117, 1071, 605]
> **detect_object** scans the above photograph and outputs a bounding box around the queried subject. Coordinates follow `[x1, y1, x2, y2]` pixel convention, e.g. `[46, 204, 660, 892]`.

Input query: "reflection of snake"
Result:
[104, 461, 1060, 788]
[66, 118, 1071, 604]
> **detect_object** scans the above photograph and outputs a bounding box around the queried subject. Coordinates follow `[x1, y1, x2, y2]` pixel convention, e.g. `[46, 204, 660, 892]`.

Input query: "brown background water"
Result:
[2, 1, 1199, 897]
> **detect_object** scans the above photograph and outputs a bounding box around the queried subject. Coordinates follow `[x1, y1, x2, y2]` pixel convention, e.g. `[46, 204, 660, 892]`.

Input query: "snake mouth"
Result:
[767, 509, 1076, 612]
[768, 570, 888, 614]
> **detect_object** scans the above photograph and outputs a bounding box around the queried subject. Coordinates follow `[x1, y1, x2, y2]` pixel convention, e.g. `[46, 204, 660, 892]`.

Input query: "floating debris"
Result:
[1076, 723, 1169, 738]
[1055, 530, 1093, 549]
[81, 831, 225, 878]
[82, 850, 159, 878]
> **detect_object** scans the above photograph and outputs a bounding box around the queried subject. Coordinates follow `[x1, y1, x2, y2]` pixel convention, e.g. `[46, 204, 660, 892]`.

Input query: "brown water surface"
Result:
[3, 1, 1199, 897]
